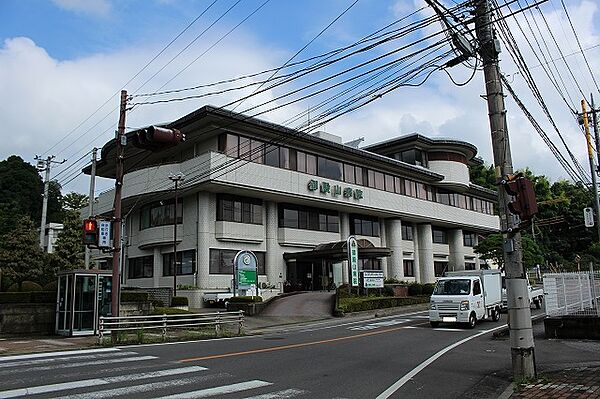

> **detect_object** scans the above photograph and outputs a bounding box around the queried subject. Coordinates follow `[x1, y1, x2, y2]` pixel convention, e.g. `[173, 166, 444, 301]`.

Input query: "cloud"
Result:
[51, 0, 111, 17]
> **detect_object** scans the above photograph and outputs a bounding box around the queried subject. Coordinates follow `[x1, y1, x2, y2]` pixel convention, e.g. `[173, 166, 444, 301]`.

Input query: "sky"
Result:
[1, 0, 599, 195]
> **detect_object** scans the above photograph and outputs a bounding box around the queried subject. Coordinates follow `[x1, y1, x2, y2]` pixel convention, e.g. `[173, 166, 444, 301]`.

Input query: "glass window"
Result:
[401, 224, 413, 241]
[306, 154, 317, 175]
[403, 260, 414, 277]
[250, 139, 264, 164]
[140, 199, 182, 230]
[385, 174, 395, 193]
[344, 164, 355, 184]
[265, 144, 280, 167]
[280, 147, 290, 169]
[465, 263, 476, 271]
[434, 261, 448, 277]
[289, 149, 297, 171]
[163, 250, 196, 276]
[394, 177, 404, 195]
[283, 208, 298, 228]
[217, 195, 263, 225]
[359, 259, 381, 270]
[349, 215, 380, 237]
[432, 228, 448, 244]
[239, 136, 251, 160]
[209, 249, 265, 275]
[354, 166, 363, 185]
[128, 256, 153, 279]
[218, 133, 239, 157]
[473, 280, 482, 295]
[297, 151, 306, 173]
[463, 232, 476, 247]
[318, 157, 343, 180]
[416, 183, 427, 199]
[279, 204, 338, 232]
[405, 179, 416, 197]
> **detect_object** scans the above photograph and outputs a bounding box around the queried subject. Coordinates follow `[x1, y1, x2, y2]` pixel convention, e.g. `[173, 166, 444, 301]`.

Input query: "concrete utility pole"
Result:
[169, 173, 185, 298]
[475, 0, 536, 379]
[85, 148, 98, 268]
[581, 100, 600, 241]
[111, 90, 128, 318]
[35, 155, 66, 249]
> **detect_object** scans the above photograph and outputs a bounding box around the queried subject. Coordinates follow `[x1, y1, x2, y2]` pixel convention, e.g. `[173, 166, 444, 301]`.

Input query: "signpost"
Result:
[98, 221, 112, 248]
[362, 271, 384, 288]
[233, 250, 258, 297]
[584, 207, 595, 228]
[347, 236, 359, 288]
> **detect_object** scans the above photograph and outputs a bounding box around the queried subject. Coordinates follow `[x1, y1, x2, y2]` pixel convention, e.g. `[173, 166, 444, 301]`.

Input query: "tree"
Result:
[0, 216, 47, 290]
[50, 210, 85, 272]
[62, 192, 89, 211]
[0, 155, 43, 223]
[475, 233, 543, 271]
[46, 180, 64, 224]
[469, 163, 496, 191]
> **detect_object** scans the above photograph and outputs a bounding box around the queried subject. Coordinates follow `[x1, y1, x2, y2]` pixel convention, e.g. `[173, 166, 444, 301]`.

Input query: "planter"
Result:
[384, 284, 409, 298]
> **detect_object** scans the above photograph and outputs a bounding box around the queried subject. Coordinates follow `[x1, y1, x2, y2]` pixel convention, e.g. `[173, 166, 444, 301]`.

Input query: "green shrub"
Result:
[43, 281, 58, 292]
[121, 291, 149, 302]
[383, 285, 395, 297]
[384, 277, 401, 284]
[408, 283, 423, 296]
[177, 285, 198, 290]
[338, 296, 429, 313]
[151, 307, 191, 315]
[151, 299, 164, 308]
[8, 281, 43, 292]
[422, 283, 435, 296]
[227, 296, 262, 303]
[171, 296, 189, 306]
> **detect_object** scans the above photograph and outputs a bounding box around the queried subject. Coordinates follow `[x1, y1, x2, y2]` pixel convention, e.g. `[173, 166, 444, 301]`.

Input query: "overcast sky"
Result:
[1, 0, 599, 195]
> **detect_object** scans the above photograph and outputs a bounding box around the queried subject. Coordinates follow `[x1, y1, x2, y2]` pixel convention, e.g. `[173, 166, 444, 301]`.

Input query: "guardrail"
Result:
[98, 311, 244, 343]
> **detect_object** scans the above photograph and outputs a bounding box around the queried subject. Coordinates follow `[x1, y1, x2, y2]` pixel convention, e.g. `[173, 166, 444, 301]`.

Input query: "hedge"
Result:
[227, 296, 263, 303]
[338, 296, 429, 313]
[171, 296, 188, 306]
[7, 281, 43, 292]
[121, 291, 149, 302]
[151, 307, 191, 315]
[0, 291, 56, 304]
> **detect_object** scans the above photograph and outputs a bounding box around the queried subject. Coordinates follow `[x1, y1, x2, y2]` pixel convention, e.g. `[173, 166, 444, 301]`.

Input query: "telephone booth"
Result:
[55, 270, 112, 336]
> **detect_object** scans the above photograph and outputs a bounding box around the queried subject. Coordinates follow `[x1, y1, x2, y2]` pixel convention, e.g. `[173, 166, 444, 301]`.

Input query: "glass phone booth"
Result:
[56, 270, 112, 336]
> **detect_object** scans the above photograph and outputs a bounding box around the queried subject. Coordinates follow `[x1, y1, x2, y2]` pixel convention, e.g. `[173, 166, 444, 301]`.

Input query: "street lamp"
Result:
[169, 173, 185, 298]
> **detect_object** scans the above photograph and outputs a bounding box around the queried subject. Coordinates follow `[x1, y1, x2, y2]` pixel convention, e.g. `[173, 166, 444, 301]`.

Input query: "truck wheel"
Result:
[467, 313, 477, 329]
[534, 298, 542, 309]
[492, 307, 501, 322]
[430, 321, 440, 328]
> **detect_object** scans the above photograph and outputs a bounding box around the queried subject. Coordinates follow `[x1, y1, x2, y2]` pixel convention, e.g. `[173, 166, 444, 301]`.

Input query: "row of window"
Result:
[128, 250, 196, 279]
[218, 132, 495, 215]
[140, 199, 182, 230]
[217, 194, 263, 225]
[278, 203, 339, 233]
[431, 229, 477, 246]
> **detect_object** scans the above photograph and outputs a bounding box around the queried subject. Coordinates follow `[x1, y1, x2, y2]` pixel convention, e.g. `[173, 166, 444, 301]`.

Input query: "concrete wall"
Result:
[0, 303, 55, 335]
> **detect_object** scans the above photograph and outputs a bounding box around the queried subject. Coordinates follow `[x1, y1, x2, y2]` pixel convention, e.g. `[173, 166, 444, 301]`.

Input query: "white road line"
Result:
[241, 388, 309, 399]
[0, 356, 157, 374]
[0, 348, 119, 362]
[349, 319, 411, 331]
[375, 324, 508, 399]
[432, 328, 470, 332]
[0, 366, 207, 398]
[53, 374, 227, 399]
[296, 311, 429, 333]
[0, 351, 137, 368]
[154, 380, 273, 399]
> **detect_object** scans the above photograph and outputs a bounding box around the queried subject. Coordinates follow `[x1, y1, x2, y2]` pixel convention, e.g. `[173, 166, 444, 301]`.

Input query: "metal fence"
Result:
[98, 311, 245, 342]
[543, 272, 600, 317]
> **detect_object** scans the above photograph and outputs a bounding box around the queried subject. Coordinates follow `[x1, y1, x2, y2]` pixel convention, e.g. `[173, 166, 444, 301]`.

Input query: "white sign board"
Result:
[98, 221, 112, 248]
[584, 207, 594, 227]
[347, 236, 359, 287]
[362, 271, 384, 288]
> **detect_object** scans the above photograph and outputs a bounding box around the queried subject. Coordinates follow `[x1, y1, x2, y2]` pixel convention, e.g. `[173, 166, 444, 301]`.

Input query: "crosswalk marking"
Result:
[242, 388, 309, 399]
[0, 348, 119, 362]
[0, 356, 157, 375]
[0, 366, 207, 398]
[349, 319, 410, 331]
[0, 351, 137, 369]
[154, 380, 274, 399]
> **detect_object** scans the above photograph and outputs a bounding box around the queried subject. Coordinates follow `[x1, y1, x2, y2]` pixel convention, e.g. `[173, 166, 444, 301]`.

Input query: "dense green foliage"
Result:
[121, 291, 150, 302]
[227, 296, 263, 303]
[49, 210, 85, 271]
[171, 296, 189, 306]
[338, 296, 429, 313]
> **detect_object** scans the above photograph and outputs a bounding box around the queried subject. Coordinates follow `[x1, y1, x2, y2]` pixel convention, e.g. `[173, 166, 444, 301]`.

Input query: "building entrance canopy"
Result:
[283, 239, 391, 263]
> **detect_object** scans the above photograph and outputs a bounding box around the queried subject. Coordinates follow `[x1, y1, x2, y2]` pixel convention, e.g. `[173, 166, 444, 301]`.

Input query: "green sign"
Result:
[238, 269, 257, 286]
[348, 236, 359, 287]
[308, 179, 363, 200]
[233, 250, 258, 293]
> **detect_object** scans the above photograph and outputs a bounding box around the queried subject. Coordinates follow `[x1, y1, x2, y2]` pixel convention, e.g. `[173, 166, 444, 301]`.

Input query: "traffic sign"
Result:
[347, 236, 359, 287]
[584, 207, 594, 227]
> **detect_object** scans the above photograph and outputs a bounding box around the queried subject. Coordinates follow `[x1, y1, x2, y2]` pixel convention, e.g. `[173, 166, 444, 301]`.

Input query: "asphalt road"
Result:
[0, 308, 579, 399]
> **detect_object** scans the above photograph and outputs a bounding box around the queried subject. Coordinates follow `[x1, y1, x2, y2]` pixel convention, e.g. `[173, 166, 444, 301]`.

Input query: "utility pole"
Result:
[475, 0, 536, 380]
[35, 155, 66, 249]
[85, 148, 98, 268]
[581, 100, 600, 241]
[169, 173, 184, 298]
[111, 90, 128, 318]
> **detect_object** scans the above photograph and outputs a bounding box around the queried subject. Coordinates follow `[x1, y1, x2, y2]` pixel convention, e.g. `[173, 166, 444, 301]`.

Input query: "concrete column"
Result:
[196, 191, 211, 289]
[340, 212, 350, 284]
[385, 218, 404, 280]
[417, 223, 435, 283]
[412, 223, 421, 282]
[474, 234, 482, 270]
[379, 218, 388, 277]
[153, 247, 161, 287]
[265, 201, 282, 285]
[448, 229, 465, 272]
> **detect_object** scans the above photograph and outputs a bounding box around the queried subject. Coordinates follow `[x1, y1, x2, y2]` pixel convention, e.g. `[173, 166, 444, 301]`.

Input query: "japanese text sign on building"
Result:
[347, 236, 359, 287]
[362, 270, 384, 288]
[308, 179, 363, 201]
[98, 221, 112, 248]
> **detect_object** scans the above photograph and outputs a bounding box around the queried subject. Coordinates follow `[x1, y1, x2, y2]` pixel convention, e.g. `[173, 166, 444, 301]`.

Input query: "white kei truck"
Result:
[429, 270, 503, 329]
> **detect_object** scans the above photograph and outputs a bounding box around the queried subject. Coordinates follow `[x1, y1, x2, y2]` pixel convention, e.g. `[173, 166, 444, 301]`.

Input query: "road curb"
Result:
[492, 313, 545, 338]
[497, 383, 515, 399]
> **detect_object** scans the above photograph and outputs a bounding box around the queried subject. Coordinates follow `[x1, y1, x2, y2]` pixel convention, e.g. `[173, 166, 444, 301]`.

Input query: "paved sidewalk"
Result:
[0, 336, 99, 356]
[504, 367, 600, 399]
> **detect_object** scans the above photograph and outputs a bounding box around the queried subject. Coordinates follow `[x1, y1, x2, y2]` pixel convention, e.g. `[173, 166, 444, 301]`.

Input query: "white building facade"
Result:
[86, 106, 499, 294]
